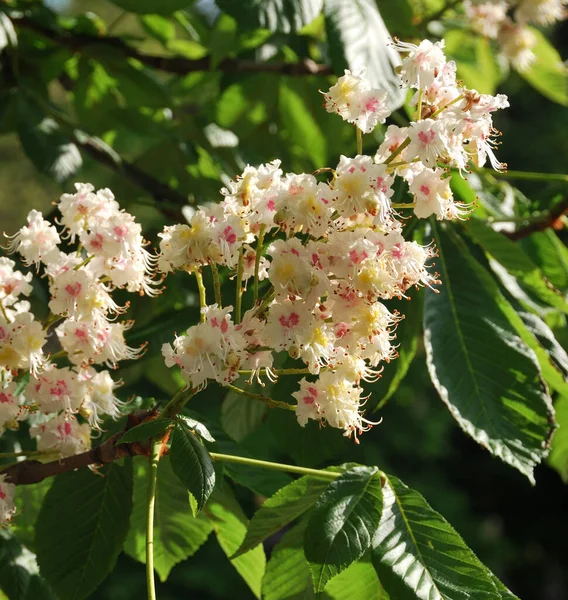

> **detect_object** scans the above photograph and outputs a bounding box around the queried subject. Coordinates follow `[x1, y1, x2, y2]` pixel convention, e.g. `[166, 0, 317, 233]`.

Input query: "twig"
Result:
[503, 197, 568, 241]
[3, 411, 155, 486]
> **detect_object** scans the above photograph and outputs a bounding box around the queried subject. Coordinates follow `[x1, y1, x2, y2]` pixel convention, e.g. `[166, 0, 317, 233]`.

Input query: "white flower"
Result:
[407, 120, 449, 169]
[30, 414, 91, 458]
[464, 1, 508, 38]
[0, 257, 33, 306]
[409, 168, 454, 219]
[394, 39, 448, 89]
[323, 70, 391, 132]
[162, 305, 246, 388]
[515, 0, 567, 25]
[58, 184, 119, 241]
[2, 312, 47, 376]
[334, 155, 394, 223]
[4, 210, 60, 267]
[498, 20, 537, 71]
[29, 366, 86, 414]
[0, 381, 26, 431]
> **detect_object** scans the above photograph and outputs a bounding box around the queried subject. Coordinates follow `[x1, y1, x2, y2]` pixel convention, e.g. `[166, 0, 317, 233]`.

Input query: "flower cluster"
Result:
[159, 40, 508, 440]
[0, 185, 156, 522]
[463, 0, 567, 70]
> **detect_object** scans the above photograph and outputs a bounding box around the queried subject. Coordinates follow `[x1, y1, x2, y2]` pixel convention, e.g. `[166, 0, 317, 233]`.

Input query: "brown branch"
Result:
[72, 133, 186, 221]
[504, 197, 568, 241]
[13, 16, 333, 77]
[4, 411, 155, 486]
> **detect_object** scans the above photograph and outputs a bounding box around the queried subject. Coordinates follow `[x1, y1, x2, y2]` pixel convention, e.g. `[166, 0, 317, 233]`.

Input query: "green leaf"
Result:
[139, 14, 176, 45]
[279, 79, 327, 168]
[549, 395, 568, 482]
[491, 575, 520, 600]
[170, 421, 216, 515]
[221, 391, 267, 442]
[177, 415, 215, 443]
[521, 230, 568, 293]
[206, 489, 266, 599]
[423, 224, 555, 482]
[466, 218, 568, 314]
[444, 31, 500, 94]
[0, 530, 55, 600]
[124, 456, 212, 582]
[324, 0, 405, 109]
[12, 479, 52, 551]
[368, 293, 422, 410]
[235, 475, 333, 557]
[118, 417, 174, 444]
[515, 310, 568, 396]
[35, 462, 133, 600]
[304, 466, 383, 592]
[324, 554, 389, 600]
[372, 474, 500, 600]
[18, 97, 82, 182]
[216, 0, 323, 33]
[262, 521, 315, 600]
[520, 27, 568, 106]
[109, 0, 192, 15]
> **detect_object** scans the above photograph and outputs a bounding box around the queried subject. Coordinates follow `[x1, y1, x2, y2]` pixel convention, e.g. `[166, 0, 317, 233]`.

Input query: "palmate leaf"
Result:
[372, 474, 501, 600]
[323, 0, 405, 109]
[124, 456, 212, 582]
[424, 224, 555, 482]
[234, 475, 333, 557]
[170, 421, 216, 515]
[118, 417, 174, 444]
[303, 466, 383, 592]
[35, 462, 133, 600]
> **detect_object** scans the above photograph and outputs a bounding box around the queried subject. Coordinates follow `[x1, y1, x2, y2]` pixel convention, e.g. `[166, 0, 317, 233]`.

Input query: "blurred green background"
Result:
[1, 0, 568, 599]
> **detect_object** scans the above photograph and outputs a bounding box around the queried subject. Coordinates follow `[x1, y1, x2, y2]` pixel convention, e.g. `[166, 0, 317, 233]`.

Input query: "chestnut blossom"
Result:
[4, 210, 60, 267]
[322, 70, 391, 133]
[30, 414, 91, 458]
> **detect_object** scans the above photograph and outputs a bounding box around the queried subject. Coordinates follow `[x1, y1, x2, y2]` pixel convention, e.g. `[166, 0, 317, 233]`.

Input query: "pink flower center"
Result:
[0, 392, 11, 404]
[65, 282, 82, 297]
[278, 313, 300, 329]
[418, 130, 436, 145]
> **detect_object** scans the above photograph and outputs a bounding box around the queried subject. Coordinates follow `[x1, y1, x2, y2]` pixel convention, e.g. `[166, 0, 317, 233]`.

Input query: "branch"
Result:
[72, 133, 186, 220]
[3, 411, 155, 486]
[13, 16, 333, 77]
[503, 197, 568, 241]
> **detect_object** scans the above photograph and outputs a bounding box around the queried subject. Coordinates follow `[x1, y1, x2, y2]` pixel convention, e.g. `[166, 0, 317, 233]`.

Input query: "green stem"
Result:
[253, 225, 265, 306]
[195, 270, 207, 322]
[209, 452, 340, 480]
[161, 387, 195, 419]
[146, 440, 160, 600]
[0, 450, 51, 458]
[0, 300, 11, 324]
[253, 289, 275, 317]
[238, 366, 314, 376]
[356, 128, 363, 155]
[416, 88, 424, 121]
[73, 255, 94, 271]
[226, 384, 295, 411]
[235, 250, 244, 324]
[391, 202, 416, 209]
[49, 350, 67, 361]
[383, 137, 411, 165]
[481, 169, 568, 183]
[210, 263, 222, 307]
[430, 94, 464, 119]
